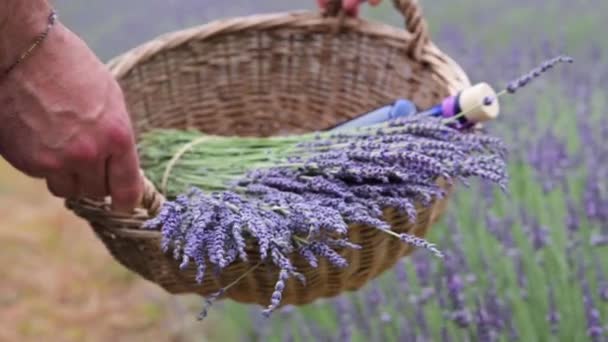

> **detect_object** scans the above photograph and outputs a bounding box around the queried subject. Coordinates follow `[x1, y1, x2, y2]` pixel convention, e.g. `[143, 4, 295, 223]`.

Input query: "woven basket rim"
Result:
[106, 10, 470, 91]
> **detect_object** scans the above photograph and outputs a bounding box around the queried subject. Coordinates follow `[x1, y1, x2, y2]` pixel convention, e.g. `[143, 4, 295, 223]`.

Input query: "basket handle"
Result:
[391, 0, 429, 61]
[324, 0, 430, 61]
[140, 173, 165, 216]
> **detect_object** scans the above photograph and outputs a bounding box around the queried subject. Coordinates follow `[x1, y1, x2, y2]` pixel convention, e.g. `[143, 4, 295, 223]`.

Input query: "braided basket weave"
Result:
[66, 0, 471, 307]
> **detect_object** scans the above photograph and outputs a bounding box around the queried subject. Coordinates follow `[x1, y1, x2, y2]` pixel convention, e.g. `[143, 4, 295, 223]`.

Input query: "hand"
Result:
[317, 0, 382, 17]
[0, 22, 143, 213]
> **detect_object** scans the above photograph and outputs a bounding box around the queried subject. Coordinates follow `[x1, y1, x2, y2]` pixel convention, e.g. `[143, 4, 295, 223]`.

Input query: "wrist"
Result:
[0, 1, 53, 71]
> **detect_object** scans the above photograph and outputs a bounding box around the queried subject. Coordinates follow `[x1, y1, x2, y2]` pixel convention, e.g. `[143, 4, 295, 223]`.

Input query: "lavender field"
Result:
[2, 1, 606, 341]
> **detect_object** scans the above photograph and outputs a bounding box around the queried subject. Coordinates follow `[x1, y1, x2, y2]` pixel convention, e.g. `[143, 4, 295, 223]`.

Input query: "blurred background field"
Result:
[1, 1, 606, 341]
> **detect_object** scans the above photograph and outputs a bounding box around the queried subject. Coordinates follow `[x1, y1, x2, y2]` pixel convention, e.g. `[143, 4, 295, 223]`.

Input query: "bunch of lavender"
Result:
[139, 115, 508, 196]
[138, 55, 576, 319]
[140, 113, 509, 318]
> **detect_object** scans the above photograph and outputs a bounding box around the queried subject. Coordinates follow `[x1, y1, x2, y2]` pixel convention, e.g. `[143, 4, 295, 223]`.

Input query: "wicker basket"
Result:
[65, 0, 470, 308]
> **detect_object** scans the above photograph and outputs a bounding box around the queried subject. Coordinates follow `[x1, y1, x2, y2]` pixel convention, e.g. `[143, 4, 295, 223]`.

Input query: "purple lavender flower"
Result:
[147, 201, 185, 253]
[182, 222, 209, 270]
[207, 226, 228, 269]
[565, 198, 580, 234]
[377, 197, 417, 223]
[531, 223, 550, 251]
[506, 81, 518, 94]
[480, 274, 508, 335]
[309, 242, 348, 269]
[414, 303, 430, 339]
[258, 175, 307, 193]
[343, 211, 391, 231]
[473, 297, 495, 342]
[502, 300, 519, 342]
[527, 129, 571, 193]
[397, 316, 416, 342]
[294, 239, 315, 262]
[593, 255, 608, 302]
[401, 233, 444, 258]
[455, 156, 509, 190]
[546, 286, 560, 335]
[247, 306, 271, 340]
[197, 288, 225, 320]
[232, 224, 248, 262]
[365, 283, 385, 316]
[417, 286, 436, 306]
[514, 253, 528, 299]
[504, 55, 573, 94]
[392, 261, 411, 311]
[444, 257, 472, 328]
[333, 296, 353, 342]
[413, 252, 433, 288]
[262, 269, 290, 317]
[582, 279, 604, 341]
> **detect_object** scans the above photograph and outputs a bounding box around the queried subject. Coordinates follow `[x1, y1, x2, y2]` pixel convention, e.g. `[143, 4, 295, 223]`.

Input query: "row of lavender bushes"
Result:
[206, 0, 607, 341]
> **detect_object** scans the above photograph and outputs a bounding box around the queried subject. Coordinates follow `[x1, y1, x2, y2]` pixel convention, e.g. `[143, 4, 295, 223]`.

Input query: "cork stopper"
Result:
[458, 82, 500, 123]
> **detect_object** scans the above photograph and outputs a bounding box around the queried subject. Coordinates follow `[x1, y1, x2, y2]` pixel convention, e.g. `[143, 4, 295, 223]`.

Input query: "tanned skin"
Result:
[0, 1, 142, 213]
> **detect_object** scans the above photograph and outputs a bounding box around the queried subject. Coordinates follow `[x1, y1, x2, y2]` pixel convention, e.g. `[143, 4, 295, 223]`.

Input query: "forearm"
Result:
[0, 0, 53, 70]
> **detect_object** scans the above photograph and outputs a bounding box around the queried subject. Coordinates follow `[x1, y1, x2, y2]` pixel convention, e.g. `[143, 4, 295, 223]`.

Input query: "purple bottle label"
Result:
[441, 95, 457, 118]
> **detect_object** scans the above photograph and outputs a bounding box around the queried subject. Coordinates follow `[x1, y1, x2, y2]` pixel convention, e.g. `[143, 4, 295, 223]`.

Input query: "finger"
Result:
[77, 159, 109, 199]
[317, 0, 330, 10]
[343, 0, 361, 16]
[107, 146, 143, 213]
[46, 173, 79, 199]
[368, 0, 382, 6]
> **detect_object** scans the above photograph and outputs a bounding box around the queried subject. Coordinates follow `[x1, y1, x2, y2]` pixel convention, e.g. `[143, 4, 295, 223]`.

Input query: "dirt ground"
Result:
[0, 160, 216, 342]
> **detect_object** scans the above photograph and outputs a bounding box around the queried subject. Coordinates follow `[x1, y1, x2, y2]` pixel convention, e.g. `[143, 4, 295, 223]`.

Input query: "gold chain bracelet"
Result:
[3, 9, 58, 76]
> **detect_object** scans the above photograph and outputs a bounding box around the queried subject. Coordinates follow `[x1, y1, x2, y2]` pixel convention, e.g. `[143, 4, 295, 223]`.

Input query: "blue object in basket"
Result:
[330, 99, 418, 131]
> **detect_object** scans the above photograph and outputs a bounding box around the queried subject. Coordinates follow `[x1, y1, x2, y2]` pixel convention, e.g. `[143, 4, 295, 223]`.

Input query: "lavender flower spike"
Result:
[262, 270, 290, 317]
[399, 233, 444, 258]
[505, 55, 573, 94]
